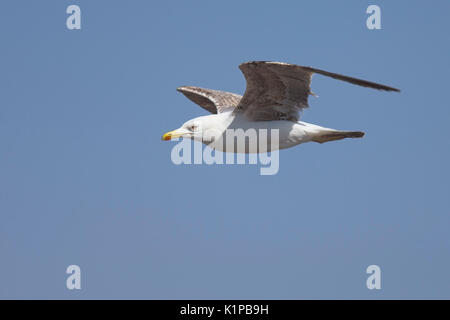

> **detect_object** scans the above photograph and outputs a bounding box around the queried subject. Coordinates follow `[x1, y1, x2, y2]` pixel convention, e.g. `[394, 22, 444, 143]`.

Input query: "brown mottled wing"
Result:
[177, 86, 242, 114]
[236, 61, 400, 121]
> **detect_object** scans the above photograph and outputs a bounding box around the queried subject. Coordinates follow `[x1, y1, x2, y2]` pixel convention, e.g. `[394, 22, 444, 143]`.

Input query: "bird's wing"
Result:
[235, 61, 400, 121]
[177, 86, 242, 114]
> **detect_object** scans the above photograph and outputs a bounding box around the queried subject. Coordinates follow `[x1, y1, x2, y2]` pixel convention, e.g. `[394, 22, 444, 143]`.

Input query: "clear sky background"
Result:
[1, 0, 449, 299]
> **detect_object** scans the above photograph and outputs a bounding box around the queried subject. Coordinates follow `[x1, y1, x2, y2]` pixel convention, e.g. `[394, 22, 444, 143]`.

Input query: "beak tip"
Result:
[162, 129, 186, 141]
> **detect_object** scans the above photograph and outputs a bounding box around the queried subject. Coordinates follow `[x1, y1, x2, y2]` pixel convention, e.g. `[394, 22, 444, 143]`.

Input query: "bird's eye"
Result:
[188, 125, 197, 131]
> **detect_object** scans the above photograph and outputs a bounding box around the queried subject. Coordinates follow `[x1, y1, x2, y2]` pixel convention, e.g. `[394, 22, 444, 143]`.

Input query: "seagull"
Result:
[162, 61, 399, 153]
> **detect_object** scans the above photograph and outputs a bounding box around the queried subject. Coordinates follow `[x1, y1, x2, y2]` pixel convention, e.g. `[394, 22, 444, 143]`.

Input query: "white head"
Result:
[162, 114, 228, 144]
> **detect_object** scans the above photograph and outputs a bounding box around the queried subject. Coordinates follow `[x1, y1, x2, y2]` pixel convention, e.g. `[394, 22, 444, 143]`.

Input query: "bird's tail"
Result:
[312, 130, 365, 144]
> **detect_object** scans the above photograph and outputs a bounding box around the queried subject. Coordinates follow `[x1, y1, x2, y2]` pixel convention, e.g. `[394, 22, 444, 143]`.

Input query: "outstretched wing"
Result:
[236, 61, 400, 121]
[177, 86, 242, 114]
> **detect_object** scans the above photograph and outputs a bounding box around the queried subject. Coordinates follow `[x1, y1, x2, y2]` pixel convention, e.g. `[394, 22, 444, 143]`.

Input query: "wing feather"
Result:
[236, 61, 400, 121]
[177, 86, 242, 114]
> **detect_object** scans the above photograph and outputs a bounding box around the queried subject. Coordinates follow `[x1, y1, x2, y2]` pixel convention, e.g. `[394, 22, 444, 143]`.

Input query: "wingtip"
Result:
[383, 86, 401, 93]
[176, 86, 195, 93]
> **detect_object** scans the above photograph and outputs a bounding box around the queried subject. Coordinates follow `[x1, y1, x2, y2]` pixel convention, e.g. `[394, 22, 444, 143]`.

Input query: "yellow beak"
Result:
[161, 129, 188, 141]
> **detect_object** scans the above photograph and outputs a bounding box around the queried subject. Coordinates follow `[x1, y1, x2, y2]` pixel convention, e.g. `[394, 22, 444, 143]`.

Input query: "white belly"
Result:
[207, 117, 316, 153]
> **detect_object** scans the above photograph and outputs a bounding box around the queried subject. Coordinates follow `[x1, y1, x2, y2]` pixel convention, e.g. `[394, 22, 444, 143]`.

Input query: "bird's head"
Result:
[162, 115, 225, 144]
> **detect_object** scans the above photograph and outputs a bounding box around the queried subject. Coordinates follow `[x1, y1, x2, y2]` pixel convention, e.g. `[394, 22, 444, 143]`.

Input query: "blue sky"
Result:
[1, 0, 449, 299]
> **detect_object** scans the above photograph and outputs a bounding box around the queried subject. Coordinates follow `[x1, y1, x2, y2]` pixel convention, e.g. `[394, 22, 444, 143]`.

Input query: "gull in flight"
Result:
[162, 61, 399, 153]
